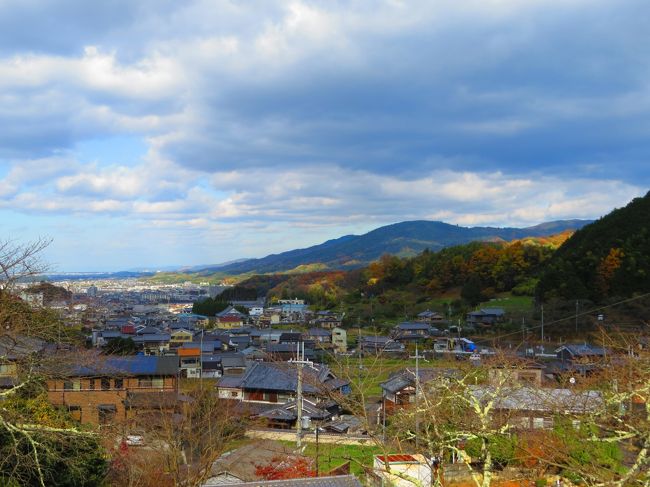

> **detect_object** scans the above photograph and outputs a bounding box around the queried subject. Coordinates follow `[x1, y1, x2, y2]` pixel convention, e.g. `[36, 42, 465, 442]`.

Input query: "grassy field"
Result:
[221, 437, 380, 476]
[178, 377, 219, 393]
[329, 354, 459, 397]
[282, 441, 382, 476]
[479, 294, 534, 314]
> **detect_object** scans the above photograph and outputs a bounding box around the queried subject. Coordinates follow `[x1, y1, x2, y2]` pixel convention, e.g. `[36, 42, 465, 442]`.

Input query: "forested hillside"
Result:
[204, 191, 650, 327]
[537, 191, 650, 302]
[226, 238, 561, 323]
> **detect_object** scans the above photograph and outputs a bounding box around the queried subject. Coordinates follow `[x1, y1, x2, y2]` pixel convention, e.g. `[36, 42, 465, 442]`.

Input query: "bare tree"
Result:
[0, 237, 51, 291]
[387, 356, 524, 487]
[0, 238, 105, 486]
[107, 390, 246, 487]
[525, 330, 650, 486]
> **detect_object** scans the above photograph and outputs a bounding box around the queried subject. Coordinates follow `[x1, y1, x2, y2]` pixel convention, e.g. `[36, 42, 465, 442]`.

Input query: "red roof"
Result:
[177, 348, 200, 357]
[219, 315, 242, 322]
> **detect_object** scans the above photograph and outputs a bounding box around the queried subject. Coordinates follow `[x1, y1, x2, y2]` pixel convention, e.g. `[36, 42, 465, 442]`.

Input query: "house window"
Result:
[89, 379, 95, 390]
[101, 378, 110, 391]
[533, 417, 545, 429]
[114, 378, 124, 389]
[138, 377, 164, 388]
[64, 380, 81, 391]
[246, 391, 264, 401]
[67, 405, 82, 422]
[263, 392, 278, 403]
[230, 391, 239, 398]
[98, 404, 116, 425]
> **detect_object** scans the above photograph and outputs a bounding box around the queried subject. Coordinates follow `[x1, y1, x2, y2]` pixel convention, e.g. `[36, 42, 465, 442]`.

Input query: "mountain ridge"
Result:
[196, 219, 593, 276]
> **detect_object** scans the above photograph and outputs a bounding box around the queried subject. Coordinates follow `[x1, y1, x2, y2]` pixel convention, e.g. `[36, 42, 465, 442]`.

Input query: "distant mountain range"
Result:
[193, 219, 593, 276]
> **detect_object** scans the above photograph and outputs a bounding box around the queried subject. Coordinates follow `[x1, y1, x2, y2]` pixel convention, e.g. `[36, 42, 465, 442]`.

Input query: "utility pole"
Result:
[410, 342, 425, 449]
[199, 328, 204, 391]
[542, 304, 544, 344]
[315, 426, 320, 477]
[291, 341, 312, 448]
[382, 392, 386, 442]
[357, 324, 362, 388]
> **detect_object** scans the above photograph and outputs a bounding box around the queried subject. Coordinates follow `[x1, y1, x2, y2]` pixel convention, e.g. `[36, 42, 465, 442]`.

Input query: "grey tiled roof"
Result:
[258, 398, 333, 421]
[381, 367, 459, 394]
[216, 305, 245, 318]
[132, 334, 170, 343]
[307, 328, 332, 336]
[217, 375, 244, 388]
[556, 344, 606, 356]
[220, 362, 347, 394]
[396, 322, 430, 330]
[469, 386, 603, 414]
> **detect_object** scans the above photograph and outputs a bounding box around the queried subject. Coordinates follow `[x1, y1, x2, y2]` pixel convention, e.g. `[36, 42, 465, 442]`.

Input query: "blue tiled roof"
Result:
[69, 355, 178, 377]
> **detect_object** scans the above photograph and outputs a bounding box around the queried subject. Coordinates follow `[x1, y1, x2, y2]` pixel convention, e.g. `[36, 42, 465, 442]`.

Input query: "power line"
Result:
[483, 291, 650, 343]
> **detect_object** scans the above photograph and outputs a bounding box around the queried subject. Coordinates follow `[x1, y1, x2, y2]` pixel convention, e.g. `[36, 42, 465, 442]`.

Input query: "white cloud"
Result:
[0, 46, 182, 98]
[0, 0, 648, 269]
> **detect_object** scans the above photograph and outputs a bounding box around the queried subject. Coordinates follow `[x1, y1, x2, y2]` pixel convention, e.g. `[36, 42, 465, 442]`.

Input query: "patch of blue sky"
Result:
[0, 166, 9, 179]
[75, 136, 148, 168]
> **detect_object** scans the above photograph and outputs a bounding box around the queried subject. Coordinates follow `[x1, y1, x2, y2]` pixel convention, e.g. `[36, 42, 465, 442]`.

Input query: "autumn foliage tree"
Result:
[255, 456, 317, 480]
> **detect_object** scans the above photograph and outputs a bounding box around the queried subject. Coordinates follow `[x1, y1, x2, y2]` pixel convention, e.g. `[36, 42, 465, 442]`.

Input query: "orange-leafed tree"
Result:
[255, 456, 317, 480]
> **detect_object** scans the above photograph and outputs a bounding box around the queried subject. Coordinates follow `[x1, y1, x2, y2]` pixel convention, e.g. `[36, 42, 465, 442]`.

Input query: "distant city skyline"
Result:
[1, 1, 647, 271]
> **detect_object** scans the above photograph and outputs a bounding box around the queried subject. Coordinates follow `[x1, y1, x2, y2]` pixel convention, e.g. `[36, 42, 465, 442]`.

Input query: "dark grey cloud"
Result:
[150, 0, 650, 183]
[0, 0, 149, 56]
[1, 0, 648, 183]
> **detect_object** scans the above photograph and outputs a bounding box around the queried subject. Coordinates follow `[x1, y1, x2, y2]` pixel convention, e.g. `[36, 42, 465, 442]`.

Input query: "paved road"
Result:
[245, 428, 374, 446]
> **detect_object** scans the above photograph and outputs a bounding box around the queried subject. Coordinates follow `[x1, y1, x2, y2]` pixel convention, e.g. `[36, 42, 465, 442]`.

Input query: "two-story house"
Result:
[47, 355, 180, 425]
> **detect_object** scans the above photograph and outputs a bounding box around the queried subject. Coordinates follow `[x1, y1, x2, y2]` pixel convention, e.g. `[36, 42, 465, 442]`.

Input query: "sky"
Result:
[1, 0, 648, 272]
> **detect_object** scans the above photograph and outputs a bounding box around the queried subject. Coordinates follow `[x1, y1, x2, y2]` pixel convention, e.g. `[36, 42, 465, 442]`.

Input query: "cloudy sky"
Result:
[1, 0, 648, 271]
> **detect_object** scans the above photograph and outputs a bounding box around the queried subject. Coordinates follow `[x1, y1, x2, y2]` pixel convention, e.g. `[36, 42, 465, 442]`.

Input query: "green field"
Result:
[329, 354, 459, 397]
[478, 294, 534, 314]
[284, 441, 382, 476]
[223, 437, 380, 476]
